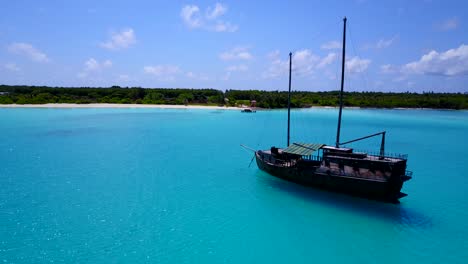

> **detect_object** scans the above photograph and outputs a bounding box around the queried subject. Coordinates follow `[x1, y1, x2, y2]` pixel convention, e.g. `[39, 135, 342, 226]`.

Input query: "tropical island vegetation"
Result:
[0, 85, 467, 109]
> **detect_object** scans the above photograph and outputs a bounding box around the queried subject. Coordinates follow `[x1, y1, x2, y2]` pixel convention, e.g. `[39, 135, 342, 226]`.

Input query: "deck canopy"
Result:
[283, 143, 325, 156]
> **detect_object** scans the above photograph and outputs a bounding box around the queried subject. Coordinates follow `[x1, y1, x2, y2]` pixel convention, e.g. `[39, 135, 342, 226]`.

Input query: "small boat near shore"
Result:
[241, 108, 256, 113]
[254, 17, 412, 203]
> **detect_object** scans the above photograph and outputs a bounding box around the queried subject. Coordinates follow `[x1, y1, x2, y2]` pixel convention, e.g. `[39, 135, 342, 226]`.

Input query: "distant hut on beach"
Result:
[250, 100, 257, 107]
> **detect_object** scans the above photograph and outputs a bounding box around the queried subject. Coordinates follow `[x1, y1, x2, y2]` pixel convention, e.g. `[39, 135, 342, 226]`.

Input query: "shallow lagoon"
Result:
[1, 108, 467, 263]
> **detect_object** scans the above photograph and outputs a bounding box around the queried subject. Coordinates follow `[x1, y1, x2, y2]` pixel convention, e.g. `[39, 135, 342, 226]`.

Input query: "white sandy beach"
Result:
[0, 103, 243, 110]
[0, 104, 439, 110]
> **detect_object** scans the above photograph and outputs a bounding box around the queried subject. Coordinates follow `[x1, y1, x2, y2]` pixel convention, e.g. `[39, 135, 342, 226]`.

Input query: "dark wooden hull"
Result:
[255, 152, 405, 203]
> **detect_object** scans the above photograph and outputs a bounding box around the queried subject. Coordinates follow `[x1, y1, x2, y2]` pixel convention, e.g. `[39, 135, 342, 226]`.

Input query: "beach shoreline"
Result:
[0, 103, 462, 111]
[0, 103, 242, 110]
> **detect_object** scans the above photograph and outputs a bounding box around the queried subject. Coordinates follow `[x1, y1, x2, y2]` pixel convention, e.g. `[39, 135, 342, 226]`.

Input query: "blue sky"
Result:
[0, 0, 467, 92]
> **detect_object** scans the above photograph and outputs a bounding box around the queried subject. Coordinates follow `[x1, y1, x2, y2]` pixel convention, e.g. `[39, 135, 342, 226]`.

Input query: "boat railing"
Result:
[260, 154, 295, 167]
[303, 155, 322, 162]
[259, 153, 321, 167]
[352, 149, 408, 160]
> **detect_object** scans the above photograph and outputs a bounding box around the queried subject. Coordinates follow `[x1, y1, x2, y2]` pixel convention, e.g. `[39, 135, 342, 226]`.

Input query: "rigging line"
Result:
[248, 155, 255, 168]
[334, 42, 342, 91]
[334, 19, 344, 92]
[328, 19, 342, 94]
[348, 22, 371, 92]
[289, 52, 299, 145]
[240, 144, 256, 152]
[291, 19, 342, 144]
[293, 21, 342, 144]
[330, 41, 342, 144]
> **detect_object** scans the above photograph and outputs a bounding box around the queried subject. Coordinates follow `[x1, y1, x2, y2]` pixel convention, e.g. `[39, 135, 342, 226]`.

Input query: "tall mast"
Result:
[287, 52, 292, 147]
[336, 17, 347, 148]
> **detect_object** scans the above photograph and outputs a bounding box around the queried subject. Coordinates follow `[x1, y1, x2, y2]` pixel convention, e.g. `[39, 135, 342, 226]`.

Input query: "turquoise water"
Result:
[1, 107, 467, 263]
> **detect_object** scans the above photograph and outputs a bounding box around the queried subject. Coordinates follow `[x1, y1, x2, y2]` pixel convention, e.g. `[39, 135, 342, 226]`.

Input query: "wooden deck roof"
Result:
[283, 143, 324, 156]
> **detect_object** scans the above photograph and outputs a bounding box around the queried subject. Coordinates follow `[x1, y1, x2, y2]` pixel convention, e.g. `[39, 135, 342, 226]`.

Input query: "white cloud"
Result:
[402, 44, 468, 76]
[222, 64, 248, 80]
[180, 3, 238, 32]
[263, 49, 321, 78]
[380, 64, 398, 74]
[8, 43, 49, 62]
[220, 47, 253, 60]
[4, 63, 20, 72]
[78, 58, 112, 79]
[363, 36, 398, 50]
[317, 53, 337, 68]
[144, 65, 180, 81]
[181, 5, 202, 28]
[262, 52, 283, 78]
[102, 60, 112, 67]
[226, 64, 248, 72]
[206, 3, 227, 19]
[346, 56, 371, 74]
[436, 17, 459, 31]
[84, 58, 112, 71]
[263, 50, 369, 79]
[100, 28, 136, 50]
[264, 50, 335, 78]
[321, 41, 341, 50]
[293, 50, 320, 75]
[213, 22, 238, 32]
[376, 36, 397, 49]
[186, 71, 196, 78]
[267, 50, 280, 60]
[85, 58, 99, 71]
[186, 71, 210, 81]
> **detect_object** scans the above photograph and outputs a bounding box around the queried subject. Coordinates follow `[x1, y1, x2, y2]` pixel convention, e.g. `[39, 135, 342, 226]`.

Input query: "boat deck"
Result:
[320, 162, 390, 182]
[258, 150, 393, 182]
[325, 153, 406, 163]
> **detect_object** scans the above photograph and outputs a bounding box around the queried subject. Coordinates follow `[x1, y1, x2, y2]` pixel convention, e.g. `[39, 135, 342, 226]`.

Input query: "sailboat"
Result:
[255, 17, 412, 203]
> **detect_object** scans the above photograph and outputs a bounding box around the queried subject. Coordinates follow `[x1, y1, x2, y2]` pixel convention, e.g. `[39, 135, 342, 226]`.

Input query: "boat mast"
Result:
[287, 52, 292, 147]
[336, 17, 347, 148]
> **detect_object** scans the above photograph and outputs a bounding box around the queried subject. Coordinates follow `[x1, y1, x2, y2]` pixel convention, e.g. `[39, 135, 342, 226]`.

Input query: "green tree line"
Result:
[0, 85, 224, 105]
[224, 90, 467, 109]
[0, 85, 467, 109]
